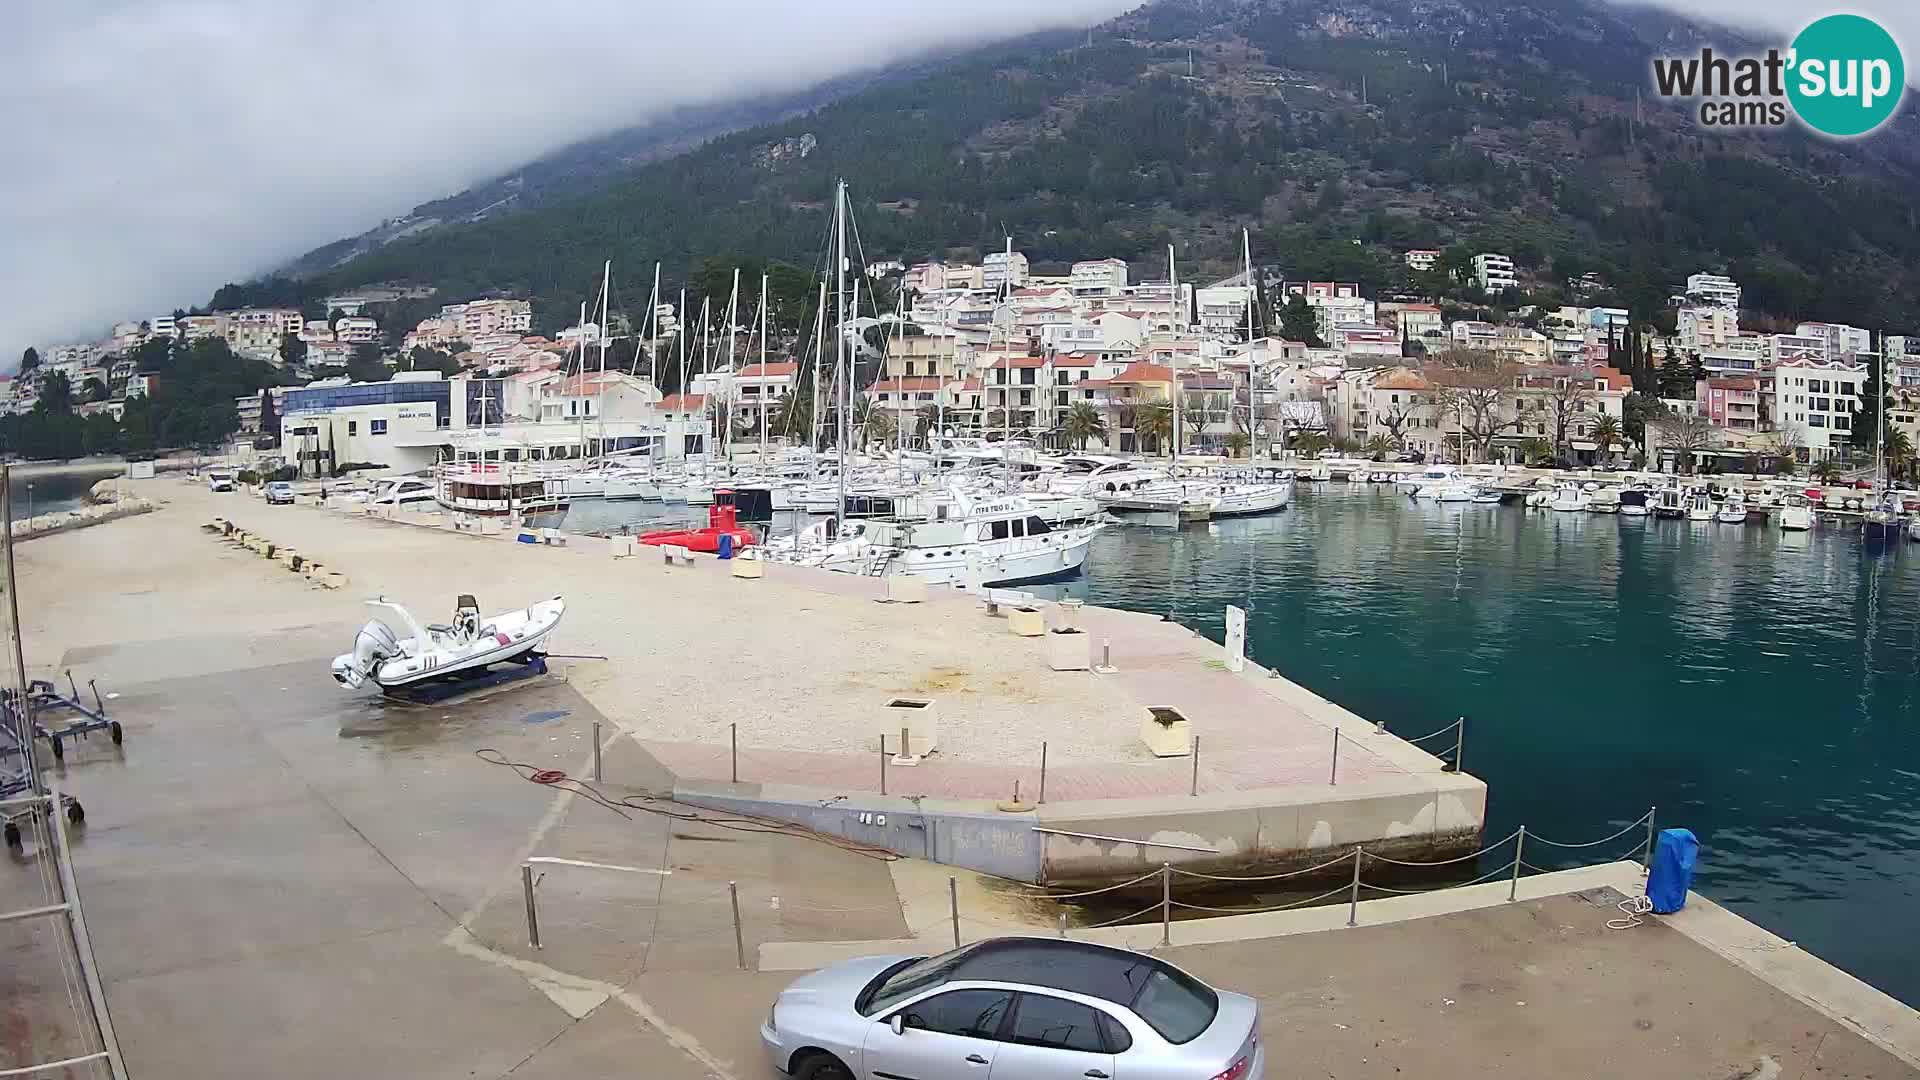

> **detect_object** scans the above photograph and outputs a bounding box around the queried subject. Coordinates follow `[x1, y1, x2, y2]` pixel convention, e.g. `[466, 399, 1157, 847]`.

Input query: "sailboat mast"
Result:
[894, 289, 907, 483]
[758, 273, 770, 461]
[576, 300, 589, 455]
[639, 261, 660, 380]
[722, 268, 740, 460]
[1244, 228, 1256, 457]
[1169, 243, 1181, 464]
[1002, 234, 1013, 451]
[597, 259, 611, 458]
[834, 179, 849, 528]
[677, 289, 689, 451]
[811, 279, 826, 469]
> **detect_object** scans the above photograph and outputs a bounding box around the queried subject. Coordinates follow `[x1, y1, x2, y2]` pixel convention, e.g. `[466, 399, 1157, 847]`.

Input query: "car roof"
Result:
[946, 938, 1207, 1009]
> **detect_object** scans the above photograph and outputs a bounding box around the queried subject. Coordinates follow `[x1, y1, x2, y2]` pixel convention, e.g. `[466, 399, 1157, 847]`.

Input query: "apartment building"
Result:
[1193, 285, 1251, 336]
[1472, 253, 1517, 292]
[1685, 272, 1742, 310]
[1394, 304, 1444, 342]
[1404, 249, 1439, 272]
[1771, 359, 1864, 459]
[439, 298, 532, 339]
[1070, 259, 1128, 296]
[334, 317, 380, 344]
[982, 250, 1030, 291]
[1697, 376, 1763, 433]
[1885, 335, 1920, 387]
[1796, 322, 1872, 359]
[1677, 306, 1739, 351]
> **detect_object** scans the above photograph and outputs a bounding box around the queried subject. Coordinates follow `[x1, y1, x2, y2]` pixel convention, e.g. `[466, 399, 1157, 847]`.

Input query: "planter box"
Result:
[1046, 629, 1090, 671]
[884, 574, 927, 603]
[877, 697, 938, 762]
[1139, 706, 1193, 758]
[1007, 606, 1046, 637]
[608, 535, 636, 558]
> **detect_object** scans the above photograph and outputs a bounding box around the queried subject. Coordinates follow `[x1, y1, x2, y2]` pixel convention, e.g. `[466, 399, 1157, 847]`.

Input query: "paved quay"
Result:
[153, 478, 1484, 885]
[2, 482, 1916, 1079]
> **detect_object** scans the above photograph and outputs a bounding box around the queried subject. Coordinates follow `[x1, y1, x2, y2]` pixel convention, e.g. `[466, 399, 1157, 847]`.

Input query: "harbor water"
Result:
[566, 484, 1920, 1005]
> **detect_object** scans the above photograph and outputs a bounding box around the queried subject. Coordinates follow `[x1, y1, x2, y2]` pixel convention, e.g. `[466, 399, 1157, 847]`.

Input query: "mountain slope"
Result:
[289, 0, 1920, 331]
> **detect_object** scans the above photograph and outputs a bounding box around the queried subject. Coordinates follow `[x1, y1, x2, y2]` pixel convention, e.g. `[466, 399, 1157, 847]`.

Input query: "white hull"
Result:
[1781, 507, 1813, 531]
[879, 529, 1096, 587]
[333, 596, 565, 691]
[1190, 480, 1292, 516]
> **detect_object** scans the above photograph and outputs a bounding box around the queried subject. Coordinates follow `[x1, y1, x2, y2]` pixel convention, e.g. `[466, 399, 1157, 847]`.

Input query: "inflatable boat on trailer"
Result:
[331, 594, 565, 696]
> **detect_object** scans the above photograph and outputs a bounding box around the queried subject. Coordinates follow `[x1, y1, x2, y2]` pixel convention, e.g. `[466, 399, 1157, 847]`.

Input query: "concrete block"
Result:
[1139, 706, 1193, 757]
[607, 535, 635, 557]
[1006, 606, 1045, 637]
[1046, 629, 1091, 671]
[876, 696, 938, 760]
[884, 574, 926, 603]
[730, 555, 764, 579]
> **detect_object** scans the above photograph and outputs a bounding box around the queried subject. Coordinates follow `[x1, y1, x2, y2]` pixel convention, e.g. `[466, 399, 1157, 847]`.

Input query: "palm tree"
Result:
[860, 401, 895, 448]
[1589, 414, 1623, 462]
[1224, 431, 1251, 458]
[1520, 437, 1553, 465]
[915, 404, 941, 442]
[1812, 459, 1843, 485]
[772, 392, 812, 445]
[1061, 401, 1107, 450]
[1294, 430, 1331, 457]
[1133, 403, 1173, 455]
[1363, 434, 1394, 461]
[1885, 429, 1915, 482]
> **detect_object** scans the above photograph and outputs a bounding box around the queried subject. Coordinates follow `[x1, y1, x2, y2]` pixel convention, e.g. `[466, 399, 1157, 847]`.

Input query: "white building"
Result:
[441, 298, 532, 339]
[1796, 322, 1872, 359]
[982, 250, 1030, 291]
[1770, 359, 1864, 460]
[1472, 253, 1517, 292]
[1685, 272, 1742, 310]
[334, 317, 380, 344]
[1677, 306, 1739, 351]
[1404, 249, 1439, 272]
[1069, 259, 1128, 296]
[1193, 286, 1251, 336]
[1885, 335, 1920, 387]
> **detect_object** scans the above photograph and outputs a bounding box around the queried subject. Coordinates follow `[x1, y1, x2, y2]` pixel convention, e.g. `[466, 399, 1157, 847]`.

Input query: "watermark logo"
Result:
[1651, 13, 1905, 138]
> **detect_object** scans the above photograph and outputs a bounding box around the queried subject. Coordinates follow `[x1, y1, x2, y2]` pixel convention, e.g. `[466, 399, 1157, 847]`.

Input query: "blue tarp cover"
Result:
[1647, 828, 1698, 914]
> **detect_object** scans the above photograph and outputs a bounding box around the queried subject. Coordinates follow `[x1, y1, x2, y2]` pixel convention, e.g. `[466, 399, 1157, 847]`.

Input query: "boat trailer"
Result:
[0, 672, 117, 848]
[382, 653, 550, 706]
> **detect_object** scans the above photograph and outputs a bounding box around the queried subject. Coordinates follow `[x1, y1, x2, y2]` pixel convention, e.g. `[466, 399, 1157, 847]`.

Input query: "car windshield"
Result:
[858, 945, 977, 1016]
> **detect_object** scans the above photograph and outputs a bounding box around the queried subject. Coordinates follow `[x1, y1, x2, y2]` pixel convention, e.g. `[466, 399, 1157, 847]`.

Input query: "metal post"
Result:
[1451, 716, 1465, 774]
[1644, 806, 1657, 871]
[48, 779, 127, 1080]
[1038, 742, 1047, 805]
[1190, 736, 1200, 797]
[1346, 847, 1363, 927]
[89, 679, 103, 715]
[730, 722, 738, 784]
[591, 721, 603, 782]
[879, 736, 887, 796]
[1160, 863, 1172, 946]
[522, 864, 540, 948]
[1330, 728, 1340, 785]
[729, 881, 747, 970]
[949, 876, 961, 948]
[1508, 826, 1526, 902]
[1058, 911, 1068, 938]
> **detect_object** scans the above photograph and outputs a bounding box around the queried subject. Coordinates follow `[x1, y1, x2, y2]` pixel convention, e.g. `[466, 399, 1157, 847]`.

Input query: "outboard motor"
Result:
[331, 620, 401, 688]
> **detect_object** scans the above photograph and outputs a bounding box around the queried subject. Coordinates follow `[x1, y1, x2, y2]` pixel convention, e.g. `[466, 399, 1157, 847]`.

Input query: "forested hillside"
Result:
[229, 0, 1920, 333]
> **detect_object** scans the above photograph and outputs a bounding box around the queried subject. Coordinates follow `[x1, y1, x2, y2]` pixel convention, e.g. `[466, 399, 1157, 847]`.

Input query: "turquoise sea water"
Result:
[1077, 485, 1920, 1007]
[567, 487, 1920, 1005]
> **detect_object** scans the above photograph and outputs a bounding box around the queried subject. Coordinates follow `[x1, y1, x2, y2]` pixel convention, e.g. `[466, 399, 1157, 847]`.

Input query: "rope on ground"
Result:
[1168, 882, 1354, 915]
[1607, 895, 1654, 930]
[1527, 809, 1655, 850]
[1359, 857, 1518, 895]
[1024, 868, 1165, 900]
[1083, 902, 1167, 929]
[1168, 849, 1356, 883]
[474, 748, 901, 862]
[1360, 828, 1522, 868]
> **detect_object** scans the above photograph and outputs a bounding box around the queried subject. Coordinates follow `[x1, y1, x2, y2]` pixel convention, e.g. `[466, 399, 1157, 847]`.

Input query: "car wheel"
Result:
[793, 1051, 854, 1080]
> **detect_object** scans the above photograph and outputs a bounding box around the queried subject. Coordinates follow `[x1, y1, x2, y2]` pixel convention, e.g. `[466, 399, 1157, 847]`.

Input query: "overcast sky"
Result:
[3, 0, 1914, 364]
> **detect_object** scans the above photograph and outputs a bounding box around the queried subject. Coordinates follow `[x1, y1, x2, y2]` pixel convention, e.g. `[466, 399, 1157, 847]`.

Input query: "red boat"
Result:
[637, 490, 757, 554]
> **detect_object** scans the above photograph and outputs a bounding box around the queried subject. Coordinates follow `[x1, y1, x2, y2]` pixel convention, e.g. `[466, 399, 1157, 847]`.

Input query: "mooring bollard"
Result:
[1038, 742, 1048, 805]
[591, 721, 603, 782]
[949, 877, 961, 948]
[1160, 863, 1172, 946]
[1190, 736, 1200, 797]
[522, 864, 540, 949]
[1509, 826, 1526, 902]
[1058, 911, 1068, 938]
[729, 881, 746, 970]
[1330, 728, 1340, 785]
[1347, 847, 1363, 927]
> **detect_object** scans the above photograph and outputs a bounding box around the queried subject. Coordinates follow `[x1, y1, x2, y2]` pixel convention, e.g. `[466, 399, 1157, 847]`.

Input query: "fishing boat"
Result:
[1779, 494, 1813, 531]
[331, 594, 565, 692]
[1715, 493, 1748, 524]
[435, 462, 569, 528]
[1186, 477, 1294, 517]
[1549, 483, 1588, 512]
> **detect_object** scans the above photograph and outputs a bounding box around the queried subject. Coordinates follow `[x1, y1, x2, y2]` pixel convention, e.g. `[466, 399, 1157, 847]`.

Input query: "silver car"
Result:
[762, 937, 1262, 1080]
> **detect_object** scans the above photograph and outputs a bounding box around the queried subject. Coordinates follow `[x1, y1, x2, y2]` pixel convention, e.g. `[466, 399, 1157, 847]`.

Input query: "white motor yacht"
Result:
[1549, 483, 1589, 512]
[1397, 465, 1459, 495]
[1715, 493, 1748, 524]
[776, 490, 1099, 587]
[1183, 477, 1294, 516]
[1305, 462, 1333, 482]
[1686, 489, 1715, 522]
[1780, 494, 1814, 531]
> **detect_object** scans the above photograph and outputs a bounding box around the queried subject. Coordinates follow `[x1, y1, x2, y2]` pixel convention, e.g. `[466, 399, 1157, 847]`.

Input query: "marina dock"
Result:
[3, 477, 1917, 1079]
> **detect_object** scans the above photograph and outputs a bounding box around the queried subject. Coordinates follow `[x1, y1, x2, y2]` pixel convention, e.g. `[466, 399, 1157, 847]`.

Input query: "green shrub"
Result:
[236, 469, 261, 485]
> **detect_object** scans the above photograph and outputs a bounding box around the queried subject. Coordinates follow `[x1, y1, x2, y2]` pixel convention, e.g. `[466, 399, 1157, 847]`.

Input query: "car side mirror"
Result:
[890, 1015, 905, 1036]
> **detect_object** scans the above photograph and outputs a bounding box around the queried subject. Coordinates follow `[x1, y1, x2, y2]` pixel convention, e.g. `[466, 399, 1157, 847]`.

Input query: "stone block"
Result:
[1007, 606, 1046, 637]
[1139, 706, 1193, 757]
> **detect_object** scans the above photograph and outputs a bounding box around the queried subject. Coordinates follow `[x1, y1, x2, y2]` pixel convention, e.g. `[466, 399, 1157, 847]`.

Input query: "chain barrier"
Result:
[1358, 828, 1522, 868]
[1358, 857, 1520, 895]
[1398, 718, 1464, 746]
[1168, 849, 1357, 883]
[1526, 809, 1656, 849]
[1024, 868, 1165, 900]
[1083, 902, 1167, 929]
[1168, 882, 1355, 915]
